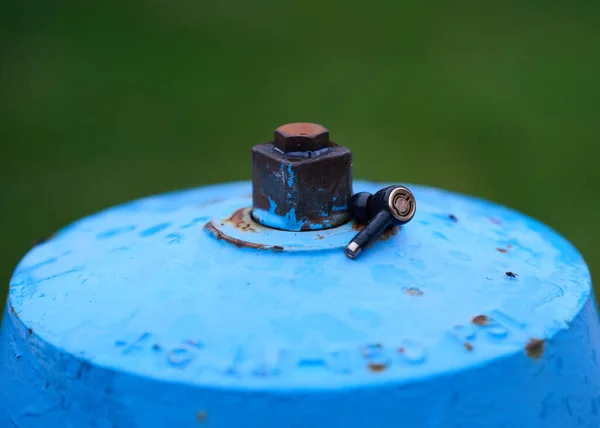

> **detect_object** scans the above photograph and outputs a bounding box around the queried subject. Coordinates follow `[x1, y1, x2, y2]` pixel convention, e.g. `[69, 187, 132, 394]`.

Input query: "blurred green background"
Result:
[1, 1, 599, 301]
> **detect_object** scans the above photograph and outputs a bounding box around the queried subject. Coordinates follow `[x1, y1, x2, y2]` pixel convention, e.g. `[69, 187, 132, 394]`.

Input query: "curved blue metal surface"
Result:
[1, 180, 598, 427]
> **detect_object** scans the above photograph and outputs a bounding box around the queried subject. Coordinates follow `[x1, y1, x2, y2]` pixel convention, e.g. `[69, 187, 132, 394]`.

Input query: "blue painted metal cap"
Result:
[1, 180, 599, 427]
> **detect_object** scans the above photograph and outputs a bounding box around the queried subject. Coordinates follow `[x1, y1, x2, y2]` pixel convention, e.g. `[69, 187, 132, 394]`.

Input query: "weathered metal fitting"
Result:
[252, 123, 352, 231]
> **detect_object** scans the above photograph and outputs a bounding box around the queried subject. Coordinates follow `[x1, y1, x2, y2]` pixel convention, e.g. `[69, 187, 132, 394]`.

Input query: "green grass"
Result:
[2, 1, 600, 300]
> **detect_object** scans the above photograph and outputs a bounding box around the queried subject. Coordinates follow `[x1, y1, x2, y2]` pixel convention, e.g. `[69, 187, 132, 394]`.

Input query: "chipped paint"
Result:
[352, 222, 366, 231]
[287, 163, 294, 187]
[472, 315, 490, 326]
[368, 362, 387, 373]
[351, 223, 399, 245]
[251, 206, 306, 232]
[525, 338, 545, 359]
[331, 204, 348, 212]
[378, 225, 400, 241]
[204, 221, 283, 252]
[252, 196, 308, 231]
[197, 411, 207, 423]
[225, 208, 257, 232]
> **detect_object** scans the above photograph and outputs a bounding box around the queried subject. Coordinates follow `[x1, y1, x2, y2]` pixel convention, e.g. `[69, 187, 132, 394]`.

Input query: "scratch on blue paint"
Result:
[140, 223, 171, 237]
[97, 225, 136, 239]
[279, 163, 295, 188]
[15, 257, 58, 275]
[180, 216, 210, 229]
[287, 164, 294, 187]
[36, 266, 86, 284]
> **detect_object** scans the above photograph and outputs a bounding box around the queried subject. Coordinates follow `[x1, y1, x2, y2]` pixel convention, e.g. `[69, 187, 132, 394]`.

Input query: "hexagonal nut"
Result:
[274, 123, 330, 153]
[252, 142, 352, 231]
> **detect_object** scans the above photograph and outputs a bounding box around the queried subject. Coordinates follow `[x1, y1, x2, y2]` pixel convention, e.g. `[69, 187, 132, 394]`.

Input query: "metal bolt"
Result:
[274, 123, 330, 153]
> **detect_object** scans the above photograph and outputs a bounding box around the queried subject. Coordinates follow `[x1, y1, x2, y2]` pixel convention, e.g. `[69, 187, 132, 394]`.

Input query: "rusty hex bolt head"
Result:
[274, 123, 330, 153]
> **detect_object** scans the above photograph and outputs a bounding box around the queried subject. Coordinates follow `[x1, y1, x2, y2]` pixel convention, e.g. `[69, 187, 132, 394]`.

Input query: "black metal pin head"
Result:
[345, 185, 416, 259]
